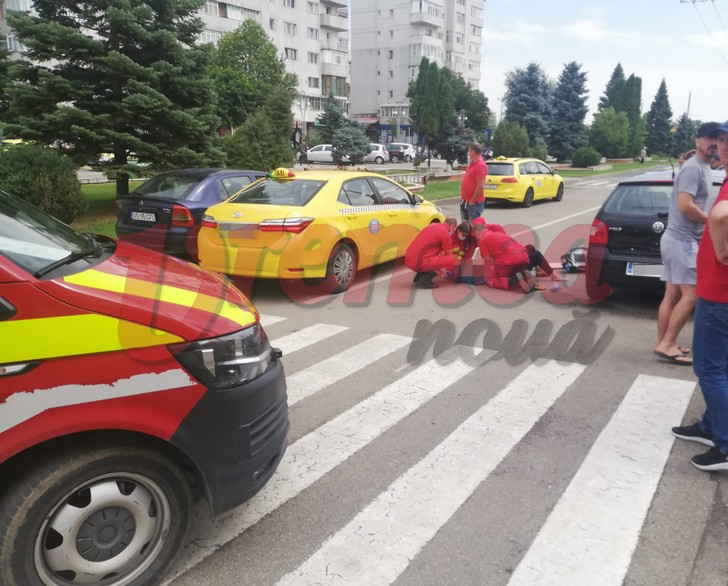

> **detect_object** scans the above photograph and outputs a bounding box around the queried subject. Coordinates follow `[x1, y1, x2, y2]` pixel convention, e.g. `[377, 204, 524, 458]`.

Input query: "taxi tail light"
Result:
[259, 217, 314, 233]
[201, 214, 218, 228]
[589, 218, 609, 245]
[169, 324, 276, 389]
[172, 204, 194, 227]
[501, 177, 518, 183]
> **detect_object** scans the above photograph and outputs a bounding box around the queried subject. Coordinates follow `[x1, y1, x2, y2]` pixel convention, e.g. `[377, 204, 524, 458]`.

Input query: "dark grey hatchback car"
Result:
[116, 168, 265, 260]
[585, 169, 724, 299]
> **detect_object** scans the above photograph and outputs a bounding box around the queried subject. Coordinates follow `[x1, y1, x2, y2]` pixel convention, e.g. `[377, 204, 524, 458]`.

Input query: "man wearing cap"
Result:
[672, 120, 728, 470]
[655, 122, 720, 365]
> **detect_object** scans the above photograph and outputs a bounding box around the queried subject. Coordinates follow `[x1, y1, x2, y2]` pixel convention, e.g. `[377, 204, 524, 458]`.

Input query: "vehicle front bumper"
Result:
[170, 356, 289, 515]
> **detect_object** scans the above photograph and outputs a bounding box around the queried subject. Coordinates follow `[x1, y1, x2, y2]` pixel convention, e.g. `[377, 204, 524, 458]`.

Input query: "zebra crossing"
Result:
[166, 313, 702, 586]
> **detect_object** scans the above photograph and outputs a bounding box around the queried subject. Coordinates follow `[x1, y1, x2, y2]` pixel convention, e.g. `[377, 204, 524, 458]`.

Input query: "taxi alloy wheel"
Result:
[521, 188, 534, 208]
[553, 183, 564, 202]
[327, 244, 356, 293]
[0, 445, 192, 586]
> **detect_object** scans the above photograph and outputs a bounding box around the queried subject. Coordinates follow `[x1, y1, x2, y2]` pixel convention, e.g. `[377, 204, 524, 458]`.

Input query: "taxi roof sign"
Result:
[269, 168, 295, 179]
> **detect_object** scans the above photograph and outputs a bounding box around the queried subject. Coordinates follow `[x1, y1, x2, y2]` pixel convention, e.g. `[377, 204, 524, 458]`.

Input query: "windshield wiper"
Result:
[34, 244, 104, 278]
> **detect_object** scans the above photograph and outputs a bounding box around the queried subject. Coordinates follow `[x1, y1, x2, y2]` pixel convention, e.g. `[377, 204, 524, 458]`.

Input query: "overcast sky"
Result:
[480, 0, 728, 125]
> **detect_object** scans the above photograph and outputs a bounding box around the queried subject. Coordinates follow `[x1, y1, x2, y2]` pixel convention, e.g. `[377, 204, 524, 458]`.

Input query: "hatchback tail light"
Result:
[589, 218, 608, 245]
[172, 204, 194, 227]
[259, 217, 314, 233]
[501, 177, 518, 183]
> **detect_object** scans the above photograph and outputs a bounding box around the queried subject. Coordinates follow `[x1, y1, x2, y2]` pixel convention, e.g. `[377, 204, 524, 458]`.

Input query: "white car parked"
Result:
[364, 143, 389, 165]
[389, 143, 417, 163]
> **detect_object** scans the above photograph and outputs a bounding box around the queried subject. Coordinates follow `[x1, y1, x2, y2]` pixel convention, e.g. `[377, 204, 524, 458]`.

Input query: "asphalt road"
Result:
[163, 170, 727, 586]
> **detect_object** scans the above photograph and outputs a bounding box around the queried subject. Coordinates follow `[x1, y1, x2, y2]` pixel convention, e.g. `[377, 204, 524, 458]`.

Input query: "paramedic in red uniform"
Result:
[460, 142, 488, 221]
[473, 222, 535, 292]
[405, 217, 458, 288]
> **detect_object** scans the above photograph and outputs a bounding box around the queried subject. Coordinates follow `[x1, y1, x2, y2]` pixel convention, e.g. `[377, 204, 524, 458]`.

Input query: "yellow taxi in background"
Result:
[197, 169, 445, 292]
[484, 156, 565, 208]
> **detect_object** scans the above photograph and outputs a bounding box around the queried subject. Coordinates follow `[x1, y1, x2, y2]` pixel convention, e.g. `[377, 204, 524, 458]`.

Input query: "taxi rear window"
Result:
[228, 179, 325, 206]
[487, 163, 514, 176]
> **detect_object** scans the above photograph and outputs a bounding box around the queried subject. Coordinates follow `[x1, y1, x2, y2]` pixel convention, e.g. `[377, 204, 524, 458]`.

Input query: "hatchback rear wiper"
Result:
[34, 244, 103, 278]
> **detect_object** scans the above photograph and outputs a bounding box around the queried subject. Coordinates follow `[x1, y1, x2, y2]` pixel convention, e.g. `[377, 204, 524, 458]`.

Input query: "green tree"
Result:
[332, 123, 370, 165]
[622, 74, 644, 157]
[209, 19, 296, 131]
[451, 75, 491, 134]
[492, 121, 530, 158]
[221, 86, 295, 170]
[589, 107, 631, 158]
[3, 0, 223, 196]
[645, 79, 674, 156]
[504, 63, 551, 147]
[598, 63, 626, 111]
[673, 113, 696, 157]
[319, 93, 347, 143]
[547, 61, 588, 161]
[407, 57, 440, 158]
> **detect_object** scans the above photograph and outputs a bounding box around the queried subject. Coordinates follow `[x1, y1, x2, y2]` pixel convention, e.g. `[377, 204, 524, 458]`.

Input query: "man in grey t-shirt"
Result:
[655, 121, 720, 365]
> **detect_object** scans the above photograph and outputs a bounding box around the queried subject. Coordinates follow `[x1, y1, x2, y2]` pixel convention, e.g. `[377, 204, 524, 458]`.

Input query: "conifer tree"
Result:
[645, 79, 674, 156]
[547, 61, 588, 161]
[504, 63, 551, 147]
[3, 0, 223, 195]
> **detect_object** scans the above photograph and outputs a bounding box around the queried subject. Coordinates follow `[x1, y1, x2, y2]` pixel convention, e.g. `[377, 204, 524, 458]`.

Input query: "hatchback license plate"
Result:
[484, 184, 498, 189]
[626, 262, 663, 278]
[131, 211, 156, 222]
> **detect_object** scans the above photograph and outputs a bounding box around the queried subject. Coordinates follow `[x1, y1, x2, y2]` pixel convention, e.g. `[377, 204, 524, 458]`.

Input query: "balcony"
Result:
[320, 0, 347, 6]
[410, 11, 443, 28]
[321, 40, 349, 52]
[321, 61, 348, 77]
[320, 12, 348, 31]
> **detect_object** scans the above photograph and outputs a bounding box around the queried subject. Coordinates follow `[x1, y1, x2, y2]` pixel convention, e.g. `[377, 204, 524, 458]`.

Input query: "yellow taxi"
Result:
[197, 168, 445, 292]
[484, 156, 565, 207]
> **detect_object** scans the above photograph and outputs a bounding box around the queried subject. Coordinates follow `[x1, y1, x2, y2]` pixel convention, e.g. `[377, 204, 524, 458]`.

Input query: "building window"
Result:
[471, 25, 482, 36]
[285, 22, 297, 35]
[308, 77, 320, 88]
[283, 0, 295, 7]
[389, 70, 393, 79]
[389, 30, 394, 38]
[307, 1, 318, 13]
[308, 52, 319, 63]
[456, 12, 465, 25]
[5, 32, 27, 52]
[285, 47, 297, 60]
[307, 27, 319, 40]
[6, 0, 31, 9]
[227, 6, 261, 22]
[456, 33, 463, 44]
[199, 30, 222, 45]
[269, 18, 275, 30]
[470, 43, 480, 54]
[389, 90, 393, 98]
[471, 6, 483, 19]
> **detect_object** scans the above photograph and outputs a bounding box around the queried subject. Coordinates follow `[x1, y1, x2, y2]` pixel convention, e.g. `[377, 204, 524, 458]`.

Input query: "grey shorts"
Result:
[660, 232, 698, 285]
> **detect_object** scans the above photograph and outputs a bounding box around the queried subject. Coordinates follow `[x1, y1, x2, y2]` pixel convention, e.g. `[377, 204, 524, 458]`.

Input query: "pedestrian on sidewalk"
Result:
[673, 120, 728, 471]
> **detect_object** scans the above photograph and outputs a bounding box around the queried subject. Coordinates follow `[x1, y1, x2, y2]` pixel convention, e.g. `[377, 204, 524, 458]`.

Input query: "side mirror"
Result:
[413, 194, 424, 204]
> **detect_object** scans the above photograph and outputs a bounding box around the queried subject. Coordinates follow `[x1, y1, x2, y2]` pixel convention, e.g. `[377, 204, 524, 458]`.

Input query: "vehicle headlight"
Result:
[170, 324, 275, 389]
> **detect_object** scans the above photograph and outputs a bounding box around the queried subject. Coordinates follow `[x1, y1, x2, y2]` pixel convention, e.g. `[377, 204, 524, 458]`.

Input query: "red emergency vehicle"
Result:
[0, 188, 289, 585]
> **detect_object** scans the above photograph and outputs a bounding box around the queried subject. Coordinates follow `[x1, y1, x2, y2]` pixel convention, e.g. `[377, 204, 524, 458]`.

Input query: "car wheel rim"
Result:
[34, 473, 172, 585]
[333, 251, 354, 287]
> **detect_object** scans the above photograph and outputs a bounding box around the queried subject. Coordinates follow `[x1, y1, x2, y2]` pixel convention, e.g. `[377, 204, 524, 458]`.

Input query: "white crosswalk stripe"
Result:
[166, 315, 701, 585]
[508, 374, 695, 586]
[277, 360, 586, 586]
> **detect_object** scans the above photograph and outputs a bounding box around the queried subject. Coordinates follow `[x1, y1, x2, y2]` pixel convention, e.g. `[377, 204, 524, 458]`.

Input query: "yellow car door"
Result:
[336, 177, 391, 268]
[535, 160, 558, 199]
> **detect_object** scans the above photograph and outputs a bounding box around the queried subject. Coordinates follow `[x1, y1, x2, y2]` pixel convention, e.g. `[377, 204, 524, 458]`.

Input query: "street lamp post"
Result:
[299, 96, 311, 139]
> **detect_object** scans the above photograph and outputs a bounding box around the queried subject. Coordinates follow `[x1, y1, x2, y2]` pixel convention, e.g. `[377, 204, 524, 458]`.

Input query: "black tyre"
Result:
[521, 188, 534, 208]
[391, 155, 400, 163]
[375, 156, 384, 165]
[326, 243, 356, 293]
[0, 445, 192, 586]
[553, 183, 564, 202]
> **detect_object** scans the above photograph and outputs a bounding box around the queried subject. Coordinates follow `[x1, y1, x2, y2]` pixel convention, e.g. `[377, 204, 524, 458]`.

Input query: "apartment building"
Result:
[198, 0, 350, 132]
[0, 0, 349, 133]
[349, 0, 485, 143]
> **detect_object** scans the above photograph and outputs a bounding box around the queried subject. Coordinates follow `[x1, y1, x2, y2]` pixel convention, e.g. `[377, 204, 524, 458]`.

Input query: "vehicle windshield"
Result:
[603, 183, 672, 215]
[488, 163, 514, 176]
[131, 173, 202, 201]
[228, 179, 325, 206]
[0, 189, 99, 275]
